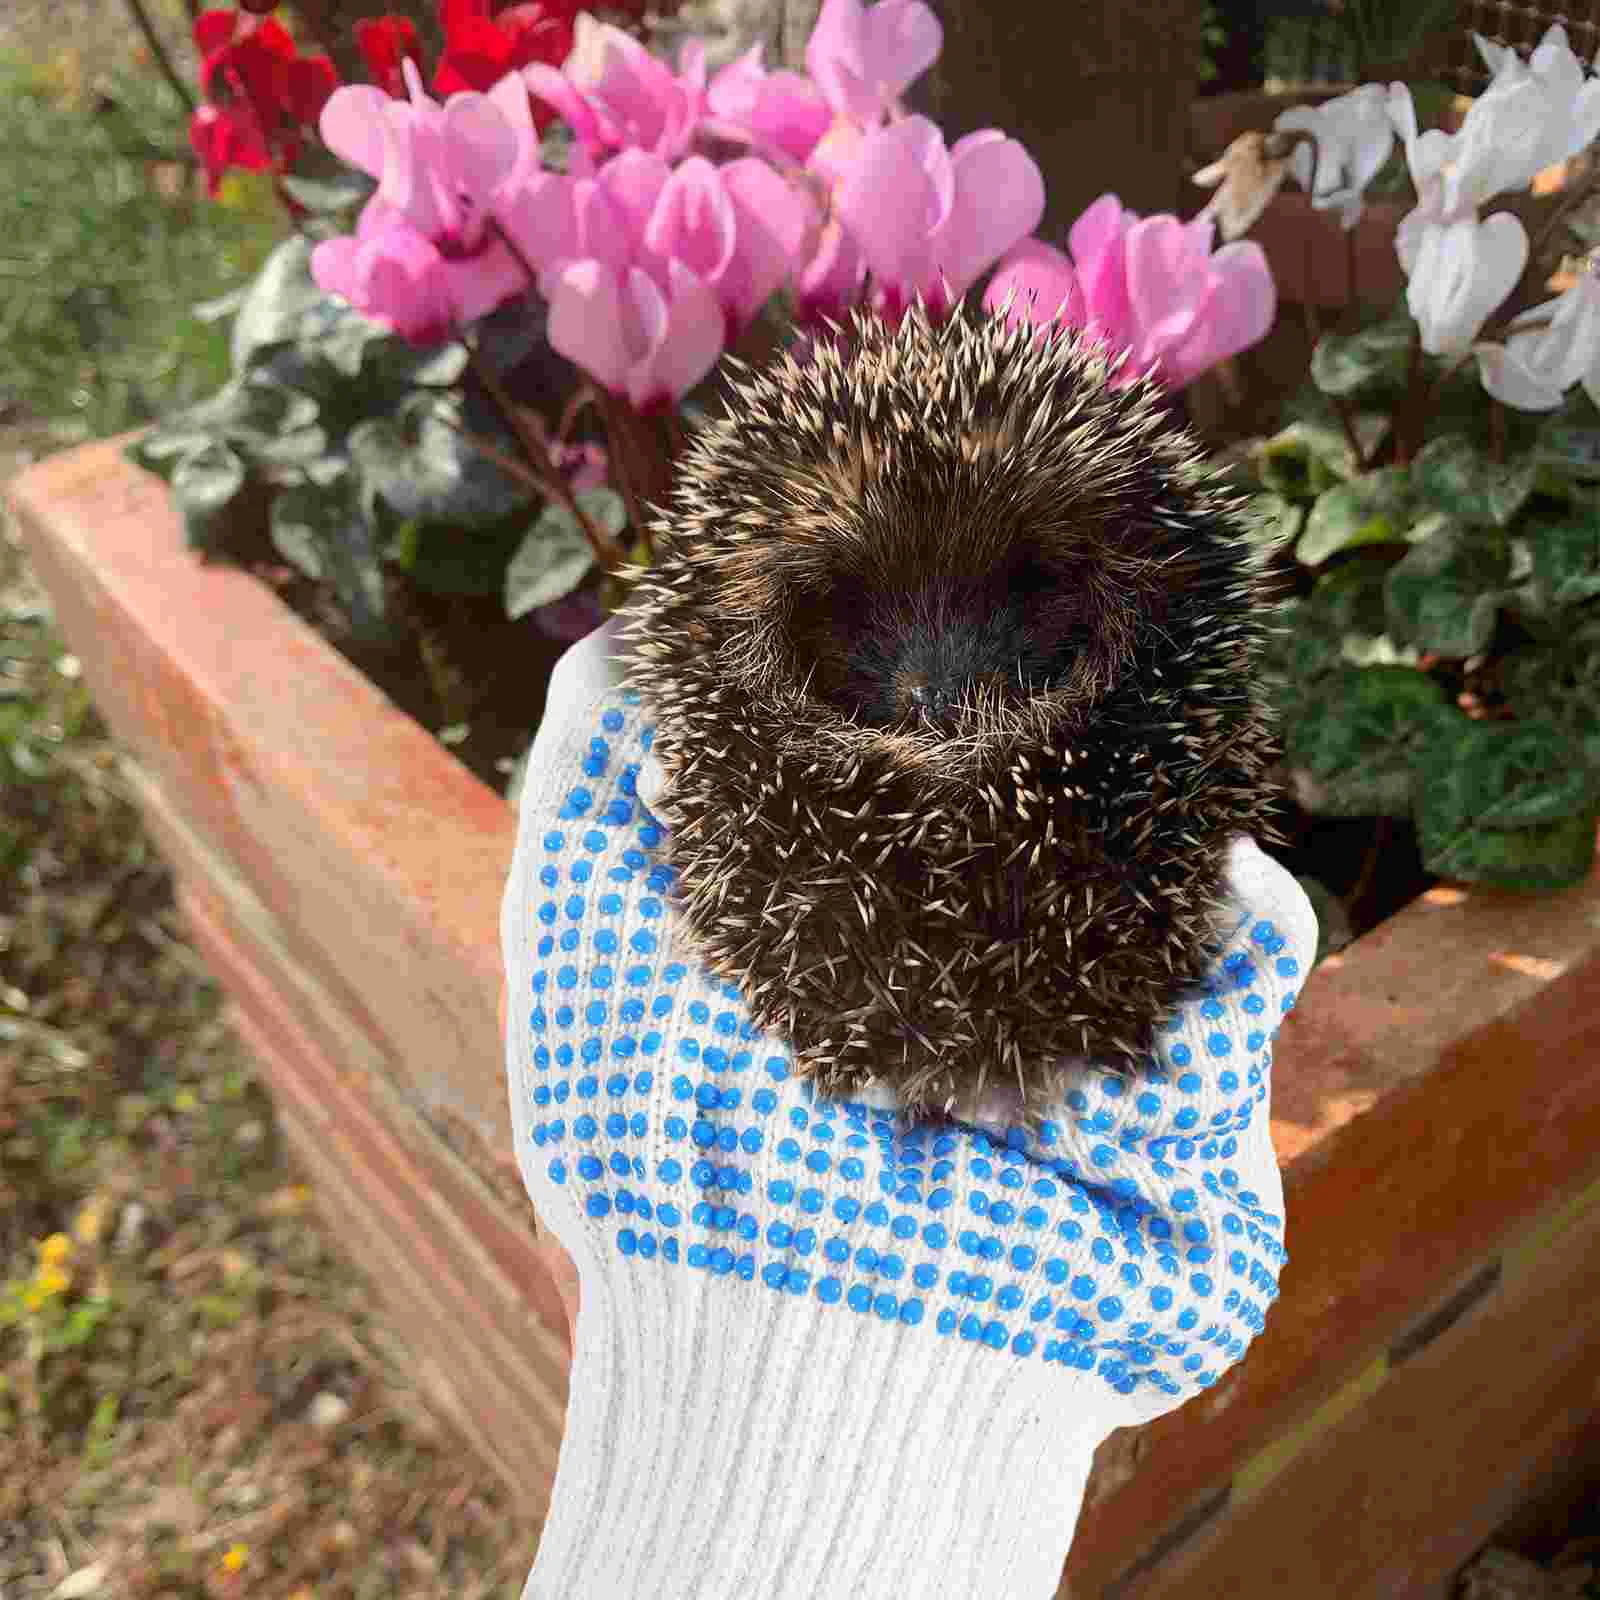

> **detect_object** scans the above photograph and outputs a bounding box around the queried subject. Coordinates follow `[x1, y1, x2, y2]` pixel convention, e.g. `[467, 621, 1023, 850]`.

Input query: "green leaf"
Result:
[279, 170, 376, 215]
[1413, 717, 1598, 889]
[170, 442, 247, 552]
[1242, 492, 1303, 551]
[1412, 433, 1537, 526]
[133, 376, 319, 463]
[1536, 420, 1600, 478]
[269, 479, 390, 643]
[349, 413, 531, 529]
[1312, 553, 1393, 635]
[1309, 315, 1413, 396]
[191, 286, 247, 324]
[231, 236, 326, 372]
[1499, 620, 1600, 735]
[1253, 422, 1358, 499]
[1297, 466, 1413, 566]
[504, 491, 626, 619]
[1523, 512, 1600, 608]
[1384, 522, 1510, 657]
[1284, 665, 1447, 818]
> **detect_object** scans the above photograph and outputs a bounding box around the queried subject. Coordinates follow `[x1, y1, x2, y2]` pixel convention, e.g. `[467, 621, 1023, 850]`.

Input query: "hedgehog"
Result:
[621, 302, 1279, 1122]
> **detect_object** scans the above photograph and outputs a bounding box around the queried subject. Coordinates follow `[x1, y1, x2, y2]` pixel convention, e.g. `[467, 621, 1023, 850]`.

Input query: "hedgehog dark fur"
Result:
[622, 303, 1279, 1121]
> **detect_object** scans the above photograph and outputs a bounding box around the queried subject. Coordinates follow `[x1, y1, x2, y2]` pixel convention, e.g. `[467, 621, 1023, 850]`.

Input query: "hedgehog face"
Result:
[624, 306, 1278, 1118]
[785, 553, 1100, 729]
[774, 512, 1164, 732]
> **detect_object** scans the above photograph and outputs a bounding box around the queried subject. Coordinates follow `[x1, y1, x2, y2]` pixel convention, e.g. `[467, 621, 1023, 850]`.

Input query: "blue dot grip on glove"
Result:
[501, 633, 1317, 1600]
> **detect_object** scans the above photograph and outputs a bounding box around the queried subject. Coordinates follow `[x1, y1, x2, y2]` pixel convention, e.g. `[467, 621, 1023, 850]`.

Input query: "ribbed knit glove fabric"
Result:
[501, 621, 1317, 1600]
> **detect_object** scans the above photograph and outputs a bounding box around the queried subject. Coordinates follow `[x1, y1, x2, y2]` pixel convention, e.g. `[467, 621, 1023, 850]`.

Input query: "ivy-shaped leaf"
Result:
[1412, 433, 1537, 526]
[1309, 314, 1414, 397]
[1384, 521, 1510, 657]
[1241, 492, 1303, 551]
[1523, 512, 1600, 609]
[1253, 422, 1359, 499]
[1297, 466, 1413, 566]
[349, 413, 531, 530]
[505, 490, 627, 619]
[1283, 665, 1447, 818]
[170, 442, 247, 552]
[1412, 715, 1598, 889]
[1499, 619, 1600, 738]
[269, 478, 390, 644]
[230, 236, 325, 372]
[132, 376, 318, 467]
[1536, 419, 1600, 479]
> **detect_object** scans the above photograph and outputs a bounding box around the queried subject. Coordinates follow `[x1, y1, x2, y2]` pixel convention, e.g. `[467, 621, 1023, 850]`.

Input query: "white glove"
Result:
[501, 619, 1317, 1600]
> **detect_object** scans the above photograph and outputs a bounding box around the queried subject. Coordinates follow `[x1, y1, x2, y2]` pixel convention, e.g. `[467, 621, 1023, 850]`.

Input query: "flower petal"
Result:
[320, 85, 394, 179]
[1474, 340, 1568, 410]
[627, 260, 725, 410]
[834, 116, 946, 293]
[983, 238, 1084, 332]
[931, 130, 1044, 305]
[721, 158, 820, 325]
[643, 155, 739, 289]
[545, 258, 633, 393]
[1163, 239, 1277, 388]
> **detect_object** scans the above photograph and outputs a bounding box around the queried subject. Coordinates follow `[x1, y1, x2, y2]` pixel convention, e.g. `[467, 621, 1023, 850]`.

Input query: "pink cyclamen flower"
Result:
[545, 256, 724, 412]
[311, 211, 458, 344]
[982, 236, 1085, 329]
[316, 59, 530, 329]
[834, 115, 1043, 320]
[985, 195, 1276, 392]
[705, 42, 833, 163]
[643, 155, 819, 334]
[535, 147, 819, 405]
[805, 0, 942, 127]
[797, 217, 867, 325]
[523, 15, 705, 162]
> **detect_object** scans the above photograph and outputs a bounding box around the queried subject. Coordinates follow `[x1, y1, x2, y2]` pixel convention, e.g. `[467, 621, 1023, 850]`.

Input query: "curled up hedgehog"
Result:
[621, 303, 1279, 1123]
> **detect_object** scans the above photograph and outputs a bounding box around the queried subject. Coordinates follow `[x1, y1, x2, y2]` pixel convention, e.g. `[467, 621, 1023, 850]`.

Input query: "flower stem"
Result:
[595, 390, 674, 565]
[1394, 328, 1425, 467]
[466, 346, 629, 571]
[121, 0, 195, 115]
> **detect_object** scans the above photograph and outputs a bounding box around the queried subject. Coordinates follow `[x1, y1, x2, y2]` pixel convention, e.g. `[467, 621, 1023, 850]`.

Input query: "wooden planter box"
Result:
[10, 439, 1600, 1598]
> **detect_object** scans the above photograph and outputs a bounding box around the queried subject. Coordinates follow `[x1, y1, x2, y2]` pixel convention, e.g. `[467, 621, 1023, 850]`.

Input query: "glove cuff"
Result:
[522, 1244, 1113, 1600]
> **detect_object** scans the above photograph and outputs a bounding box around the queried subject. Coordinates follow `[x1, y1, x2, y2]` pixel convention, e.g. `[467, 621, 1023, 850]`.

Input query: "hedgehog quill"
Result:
[622, 303, 1279, 1122]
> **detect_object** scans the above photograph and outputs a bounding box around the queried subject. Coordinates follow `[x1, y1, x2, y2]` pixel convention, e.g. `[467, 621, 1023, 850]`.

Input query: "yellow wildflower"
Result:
[37, 1233, 73, 1266]
[74, 1200, 105, 1246]
[35, 1266, 71, 1298]
[21, 1283, 48, 1313]
[221, 1544, 248, 1574]
[173, 1088, 199, 1113]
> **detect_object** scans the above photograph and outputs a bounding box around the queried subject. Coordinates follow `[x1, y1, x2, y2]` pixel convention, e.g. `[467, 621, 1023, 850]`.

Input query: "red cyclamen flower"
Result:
[190, 9, 338, 194]
[435, 0, 581, 110]
[355, 15, 424, 100]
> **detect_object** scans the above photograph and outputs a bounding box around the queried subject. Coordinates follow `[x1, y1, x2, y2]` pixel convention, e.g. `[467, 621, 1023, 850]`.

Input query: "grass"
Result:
[0, 45, 281, 442]
[0, 11, 539, 1594]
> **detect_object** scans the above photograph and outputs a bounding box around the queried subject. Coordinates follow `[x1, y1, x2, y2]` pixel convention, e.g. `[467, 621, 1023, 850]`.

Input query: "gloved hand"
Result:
[500, 619, 1317, 1600]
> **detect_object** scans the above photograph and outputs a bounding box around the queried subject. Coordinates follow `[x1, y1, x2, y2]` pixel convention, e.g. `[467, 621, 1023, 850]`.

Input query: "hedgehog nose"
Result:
[904, 675, 952, 717]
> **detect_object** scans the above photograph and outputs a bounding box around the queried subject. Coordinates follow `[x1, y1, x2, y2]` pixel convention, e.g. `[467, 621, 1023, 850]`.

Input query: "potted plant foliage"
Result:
[10, 7, 1600, 1597]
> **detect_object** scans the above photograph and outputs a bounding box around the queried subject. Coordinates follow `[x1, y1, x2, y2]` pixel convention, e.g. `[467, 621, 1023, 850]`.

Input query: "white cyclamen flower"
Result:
[1388, 24, 1600, 248]
[1407, 211, 1528, 357]
[1475, 259, 1600, 410]
[1272, 84, 1395, 229]
[1450, 25, 1600, 210]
